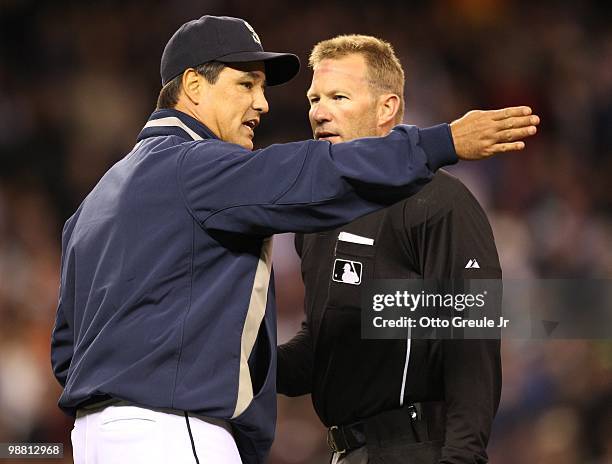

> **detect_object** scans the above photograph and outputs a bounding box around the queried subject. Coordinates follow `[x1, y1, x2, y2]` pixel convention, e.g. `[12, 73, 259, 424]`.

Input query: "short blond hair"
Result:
[309, 35, 405, 123]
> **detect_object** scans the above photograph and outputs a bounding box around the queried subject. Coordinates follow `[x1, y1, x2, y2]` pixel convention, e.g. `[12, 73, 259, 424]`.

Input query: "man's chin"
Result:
[235, 138, 254, 150]
[239, 129, 255, 150]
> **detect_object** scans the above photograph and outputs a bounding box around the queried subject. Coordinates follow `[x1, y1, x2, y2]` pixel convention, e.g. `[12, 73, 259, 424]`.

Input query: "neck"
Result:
[173, 100, 221, 140]
[376, 124, 394, 137]
[173, 101, 200, 122]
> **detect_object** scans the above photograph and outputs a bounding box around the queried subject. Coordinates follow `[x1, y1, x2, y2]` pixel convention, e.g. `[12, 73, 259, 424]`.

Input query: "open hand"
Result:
[450, 106, 540, 160]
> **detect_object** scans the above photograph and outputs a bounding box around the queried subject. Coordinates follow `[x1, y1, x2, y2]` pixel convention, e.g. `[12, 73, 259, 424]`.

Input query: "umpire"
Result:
[50, 15, 535, 464]
[278, 35, 539, 464]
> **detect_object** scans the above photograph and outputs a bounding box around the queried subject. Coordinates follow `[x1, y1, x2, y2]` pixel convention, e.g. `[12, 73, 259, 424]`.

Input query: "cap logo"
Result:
[242, 20, 261, 45]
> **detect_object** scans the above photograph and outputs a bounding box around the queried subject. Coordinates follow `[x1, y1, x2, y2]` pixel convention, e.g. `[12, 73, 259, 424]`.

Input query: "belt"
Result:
[327, 421, 366, 454]
[76, 400, 232, 433]
[327, 403, 426, 454]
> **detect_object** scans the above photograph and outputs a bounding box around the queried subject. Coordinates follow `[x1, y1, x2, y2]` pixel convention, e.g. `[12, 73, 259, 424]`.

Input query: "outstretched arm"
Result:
[180, 106, 539, 235]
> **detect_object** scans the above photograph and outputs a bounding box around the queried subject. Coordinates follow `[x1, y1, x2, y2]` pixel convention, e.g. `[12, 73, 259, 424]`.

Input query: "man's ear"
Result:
[377, 94, 401, 127]
[181, 68, 203, 105]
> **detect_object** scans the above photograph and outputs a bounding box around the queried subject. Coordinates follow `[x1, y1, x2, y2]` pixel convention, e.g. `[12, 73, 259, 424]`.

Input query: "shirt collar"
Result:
[136, 109, 218, 142]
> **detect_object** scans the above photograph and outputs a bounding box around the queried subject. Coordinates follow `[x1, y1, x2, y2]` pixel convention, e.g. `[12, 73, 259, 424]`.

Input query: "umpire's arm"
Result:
[276, 234, 314, 397]
[277, 320, 314, 396]
[411, 175, 502, 464]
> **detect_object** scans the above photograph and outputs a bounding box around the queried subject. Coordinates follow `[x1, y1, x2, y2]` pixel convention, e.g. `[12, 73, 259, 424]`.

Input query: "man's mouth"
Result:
[315, 130, 340, 142]
[242, 119, 259, 136]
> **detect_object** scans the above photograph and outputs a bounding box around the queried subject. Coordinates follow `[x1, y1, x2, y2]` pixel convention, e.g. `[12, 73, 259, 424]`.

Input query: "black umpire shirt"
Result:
[278, 170, 502, 463]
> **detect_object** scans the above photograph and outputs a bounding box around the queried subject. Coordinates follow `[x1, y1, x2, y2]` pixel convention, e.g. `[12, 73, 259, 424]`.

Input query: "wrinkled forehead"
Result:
[313, 55, 368, 80]
[308, 56, 369, 94]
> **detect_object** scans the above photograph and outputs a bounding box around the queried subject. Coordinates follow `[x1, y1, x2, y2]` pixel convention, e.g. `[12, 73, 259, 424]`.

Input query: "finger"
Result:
[497, 115, 540, 130]
[489, 141, 526, 154]
[491, 106, 532, 121]
[497, 126, 537, 142]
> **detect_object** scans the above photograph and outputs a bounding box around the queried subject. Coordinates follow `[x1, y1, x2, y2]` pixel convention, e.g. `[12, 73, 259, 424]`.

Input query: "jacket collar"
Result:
[136, 109, 218, 142]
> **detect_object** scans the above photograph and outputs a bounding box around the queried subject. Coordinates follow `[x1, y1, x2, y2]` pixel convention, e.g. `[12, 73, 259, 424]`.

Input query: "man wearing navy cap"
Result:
[51, 15, 538, 464]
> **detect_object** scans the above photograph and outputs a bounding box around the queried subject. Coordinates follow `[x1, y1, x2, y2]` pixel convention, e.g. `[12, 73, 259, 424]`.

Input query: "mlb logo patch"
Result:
[332, 259, 362, 285]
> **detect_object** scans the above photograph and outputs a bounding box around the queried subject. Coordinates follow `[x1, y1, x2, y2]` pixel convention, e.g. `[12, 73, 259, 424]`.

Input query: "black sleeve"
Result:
[277, 320, 314, 396]
[406, 177, 502, 464]
[276, 234, 314, 396]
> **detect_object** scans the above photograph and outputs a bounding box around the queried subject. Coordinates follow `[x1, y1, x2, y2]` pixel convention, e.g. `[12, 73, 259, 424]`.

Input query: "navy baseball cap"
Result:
[160, 15, 300, 86]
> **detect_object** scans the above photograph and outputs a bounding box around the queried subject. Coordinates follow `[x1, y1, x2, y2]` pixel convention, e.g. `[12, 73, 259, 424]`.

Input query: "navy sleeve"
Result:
[179, 124, 457, 235]
[405, 177, 502, 464]
[51, 219, 76, 387]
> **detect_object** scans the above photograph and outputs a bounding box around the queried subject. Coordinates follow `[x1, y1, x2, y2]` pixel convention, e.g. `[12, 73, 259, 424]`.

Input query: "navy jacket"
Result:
[51, 109, 457, 464]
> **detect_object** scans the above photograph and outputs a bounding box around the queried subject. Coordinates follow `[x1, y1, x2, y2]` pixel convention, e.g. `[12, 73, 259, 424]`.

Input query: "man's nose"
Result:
[253, 88, 269, 114]
[310, 103, 332, 124]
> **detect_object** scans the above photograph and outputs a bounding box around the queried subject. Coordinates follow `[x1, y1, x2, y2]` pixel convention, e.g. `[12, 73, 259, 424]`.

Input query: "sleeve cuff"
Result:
[419, 123, 458, 172]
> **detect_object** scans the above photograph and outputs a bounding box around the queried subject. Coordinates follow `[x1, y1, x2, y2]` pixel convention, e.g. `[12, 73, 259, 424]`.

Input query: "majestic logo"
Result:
[332, 259, 362, 285]
[465, 259, 481, 269]
[242, 20, 261, 45]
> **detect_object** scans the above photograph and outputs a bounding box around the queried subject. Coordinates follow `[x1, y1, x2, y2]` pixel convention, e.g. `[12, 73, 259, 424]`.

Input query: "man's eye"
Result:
[333, 95, 347, 101]
[308, 97, 319, 105]
[241, 82, 254, 89]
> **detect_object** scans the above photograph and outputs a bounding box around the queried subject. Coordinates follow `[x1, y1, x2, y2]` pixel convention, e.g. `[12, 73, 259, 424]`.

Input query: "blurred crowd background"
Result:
[0, 0, 610, 463]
